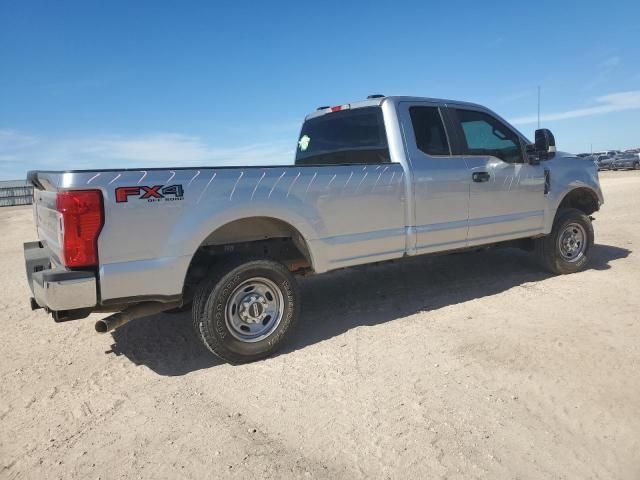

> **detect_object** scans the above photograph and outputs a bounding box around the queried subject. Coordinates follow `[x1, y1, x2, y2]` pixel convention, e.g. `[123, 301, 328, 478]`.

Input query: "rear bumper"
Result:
[24, 241, 97, 312]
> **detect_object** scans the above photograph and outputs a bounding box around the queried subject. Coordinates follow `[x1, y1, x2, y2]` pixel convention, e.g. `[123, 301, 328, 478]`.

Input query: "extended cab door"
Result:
[444, 106, 546, 245]
[398, 101, 470, 254]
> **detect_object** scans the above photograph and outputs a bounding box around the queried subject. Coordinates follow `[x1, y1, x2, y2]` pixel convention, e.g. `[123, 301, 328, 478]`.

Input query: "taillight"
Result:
[56, 190, 104, 268]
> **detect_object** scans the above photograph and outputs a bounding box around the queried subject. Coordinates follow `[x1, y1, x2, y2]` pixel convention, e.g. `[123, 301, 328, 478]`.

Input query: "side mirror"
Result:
[535, 128, 556, 156]
[527, 128, 556, 164]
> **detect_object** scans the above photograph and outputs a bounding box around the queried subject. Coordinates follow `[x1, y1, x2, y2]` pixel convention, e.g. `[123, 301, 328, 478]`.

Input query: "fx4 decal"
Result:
[115, 184, 184, 203]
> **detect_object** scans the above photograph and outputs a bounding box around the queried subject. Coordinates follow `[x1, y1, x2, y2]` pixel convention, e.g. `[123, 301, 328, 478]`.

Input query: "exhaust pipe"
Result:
[95, 301, 181, 333]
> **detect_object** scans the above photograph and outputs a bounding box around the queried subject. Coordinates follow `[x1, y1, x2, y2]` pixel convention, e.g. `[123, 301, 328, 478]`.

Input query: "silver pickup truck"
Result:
[24, 95, 603, 363]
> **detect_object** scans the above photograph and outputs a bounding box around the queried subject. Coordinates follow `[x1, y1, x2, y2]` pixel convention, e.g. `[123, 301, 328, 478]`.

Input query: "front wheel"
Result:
[535, 208, 594, 274]
[192, 258, 300, 364]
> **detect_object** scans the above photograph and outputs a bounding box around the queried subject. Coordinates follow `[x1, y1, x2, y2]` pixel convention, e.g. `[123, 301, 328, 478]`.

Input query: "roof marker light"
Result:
[330, 104, 350, 113]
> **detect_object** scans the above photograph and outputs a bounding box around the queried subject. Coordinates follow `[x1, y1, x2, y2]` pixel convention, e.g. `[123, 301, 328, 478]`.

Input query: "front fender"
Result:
[543, 155, 603, 233]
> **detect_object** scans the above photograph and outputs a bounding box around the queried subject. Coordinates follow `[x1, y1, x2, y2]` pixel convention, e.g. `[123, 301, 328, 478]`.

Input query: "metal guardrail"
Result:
[0, 181, 33, 207]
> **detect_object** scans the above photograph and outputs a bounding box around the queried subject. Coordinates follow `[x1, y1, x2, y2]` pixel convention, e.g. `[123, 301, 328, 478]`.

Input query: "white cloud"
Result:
[0, 131, 294, 180]
[0, 129, 39, 151]
[493, 88, 536, 105]
[584, 55, 622, 90]
[511, 90, 640, 125]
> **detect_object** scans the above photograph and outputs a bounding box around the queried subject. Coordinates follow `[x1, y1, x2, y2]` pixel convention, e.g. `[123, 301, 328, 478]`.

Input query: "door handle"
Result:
[472, 171, 490, 182]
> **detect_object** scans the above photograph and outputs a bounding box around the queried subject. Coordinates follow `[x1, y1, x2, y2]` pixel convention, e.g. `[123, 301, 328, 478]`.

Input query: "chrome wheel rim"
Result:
[225, 277, 284, 343]
[558, 222, 587, 262]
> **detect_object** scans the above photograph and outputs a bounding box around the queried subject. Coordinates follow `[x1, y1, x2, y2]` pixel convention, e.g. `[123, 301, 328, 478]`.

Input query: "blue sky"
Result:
[1, 0, 639, 179]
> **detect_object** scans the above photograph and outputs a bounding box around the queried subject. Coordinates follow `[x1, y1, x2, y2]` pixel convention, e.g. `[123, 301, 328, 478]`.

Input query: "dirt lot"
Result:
[1, 171, 639, 480]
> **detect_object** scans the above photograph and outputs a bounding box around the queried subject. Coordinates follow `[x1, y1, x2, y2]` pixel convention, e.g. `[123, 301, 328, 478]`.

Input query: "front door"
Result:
[446, 107, 546, 246]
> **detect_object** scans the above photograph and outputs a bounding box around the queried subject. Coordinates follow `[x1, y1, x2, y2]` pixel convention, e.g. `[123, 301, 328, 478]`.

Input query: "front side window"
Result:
[295, 107, 390, 165]
[409, 106, 450, 156]
[454, 109, 523, 163]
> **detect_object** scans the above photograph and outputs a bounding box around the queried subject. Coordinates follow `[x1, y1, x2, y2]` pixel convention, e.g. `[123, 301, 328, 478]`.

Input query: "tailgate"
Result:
[29, 172, 64, 265]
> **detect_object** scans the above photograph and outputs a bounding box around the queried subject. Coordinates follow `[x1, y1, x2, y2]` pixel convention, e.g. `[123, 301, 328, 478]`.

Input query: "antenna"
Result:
[537, 86, 541, 129]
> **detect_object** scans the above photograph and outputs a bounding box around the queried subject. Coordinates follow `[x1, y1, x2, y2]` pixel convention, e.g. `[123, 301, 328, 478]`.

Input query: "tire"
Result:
[634, 162, 640, 170]
[192, 258, 300, 364]
[535, 208, 594, 274]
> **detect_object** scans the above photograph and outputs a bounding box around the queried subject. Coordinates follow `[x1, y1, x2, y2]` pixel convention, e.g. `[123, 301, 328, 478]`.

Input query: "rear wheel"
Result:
[192, 258, 300, 364]
[535, 208, 594, 274]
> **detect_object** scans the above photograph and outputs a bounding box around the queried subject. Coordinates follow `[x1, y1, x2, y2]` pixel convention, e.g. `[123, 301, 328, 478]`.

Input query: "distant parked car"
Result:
[611, 153, 640, 170]
[576, 153, 592, 158]
[597, 155, 614, 170]
[596, 150, 622, 159]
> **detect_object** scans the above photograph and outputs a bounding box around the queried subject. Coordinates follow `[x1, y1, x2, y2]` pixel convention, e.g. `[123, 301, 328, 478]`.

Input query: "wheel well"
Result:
[558, 188, 599, 216]
[182, 217, 313, 300]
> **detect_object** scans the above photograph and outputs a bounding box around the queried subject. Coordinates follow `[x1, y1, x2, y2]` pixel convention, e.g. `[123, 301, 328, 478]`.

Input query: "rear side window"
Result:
[453, 109, 523, 163]
[409, 106, 450, 156]
[295, 107, 390, 165]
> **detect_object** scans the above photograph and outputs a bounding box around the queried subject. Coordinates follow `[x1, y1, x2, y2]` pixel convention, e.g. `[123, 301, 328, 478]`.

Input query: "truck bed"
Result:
[29, 163, 407, 304]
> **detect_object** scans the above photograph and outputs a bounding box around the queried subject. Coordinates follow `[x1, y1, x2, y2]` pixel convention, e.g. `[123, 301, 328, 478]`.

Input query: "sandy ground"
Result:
[0, 170, 639, 480]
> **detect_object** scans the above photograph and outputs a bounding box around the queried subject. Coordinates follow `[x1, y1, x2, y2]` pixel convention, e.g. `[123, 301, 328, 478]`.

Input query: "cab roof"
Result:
[304, 95, 486, 121]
